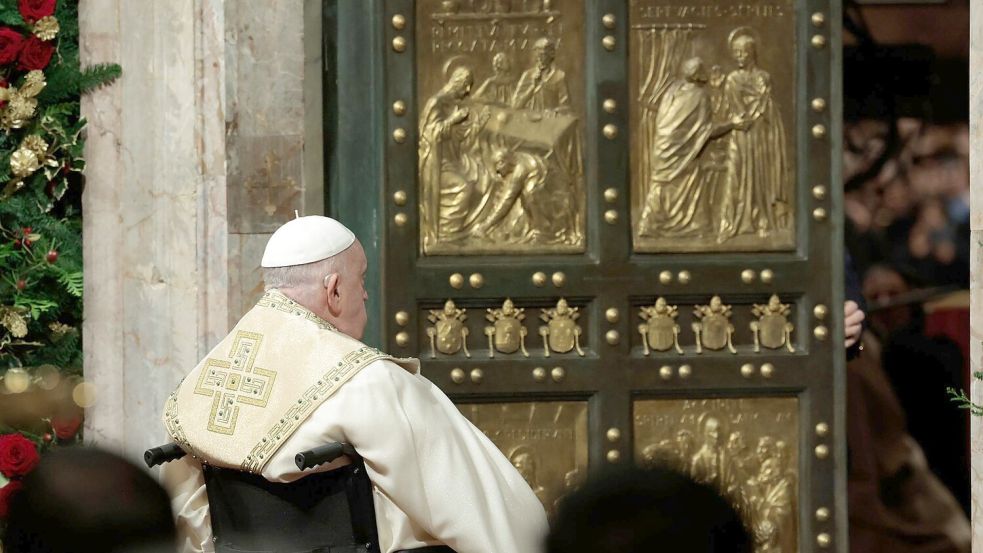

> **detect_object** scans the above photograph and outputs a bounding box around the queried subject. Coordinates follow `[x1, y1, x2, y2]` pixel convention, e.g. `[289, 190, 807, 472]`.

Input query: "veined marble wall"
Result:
[971, 2, 982, 550]
[80, 0, 323, 461]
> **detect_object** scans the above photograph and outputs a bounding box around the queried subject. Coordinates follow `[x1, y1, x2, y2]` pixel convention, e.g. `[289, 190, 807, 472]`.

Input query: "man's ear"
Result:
[324, 273, 342, 315]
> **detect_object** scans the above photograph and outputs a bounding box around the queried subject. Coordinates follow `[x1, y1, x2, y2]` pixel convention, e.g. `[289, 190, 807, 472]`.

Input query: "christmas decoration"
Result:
[50, 412, 79, 440]
[0, 433, 38, 477]
[0, 480, 21, 518]
[0, 0, 122, 524]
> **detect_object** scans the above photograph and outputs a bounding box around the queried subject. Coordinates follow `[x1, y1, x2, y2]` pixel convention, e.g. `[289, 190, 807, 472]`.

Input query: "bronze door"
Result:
[356, 0, 845, 551]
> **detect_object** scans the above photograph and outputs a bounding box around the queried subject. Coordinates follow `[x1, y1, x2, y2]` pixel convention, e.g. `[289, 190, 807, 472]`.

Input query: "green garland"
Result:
[0, 0, 119, 452]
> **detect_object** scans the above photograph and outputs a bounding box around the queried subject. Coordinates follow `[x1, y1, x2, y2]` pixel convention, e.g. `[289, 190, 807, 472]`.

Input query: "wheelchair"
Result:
[146, 441, 381, 553]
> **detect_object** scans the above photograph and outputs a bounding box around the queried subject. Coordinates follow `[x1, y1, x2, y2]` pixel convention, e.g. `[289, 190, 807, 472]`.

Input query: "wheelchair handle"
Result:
[144, 443, 187, 468]
[295, 442, 357, 471]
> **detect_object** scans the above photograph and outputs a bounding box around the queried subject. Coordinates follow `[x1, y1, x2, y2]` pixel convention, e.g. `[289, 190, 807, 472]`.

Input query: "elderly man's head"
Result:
[262, 218, 369, 340]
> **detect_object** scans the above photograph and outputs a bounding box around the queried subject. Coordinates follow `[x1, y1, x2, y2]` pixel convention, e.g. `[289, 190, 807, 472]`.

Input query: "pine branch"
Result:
[947, 387, 983, 417]
[77, 64, 121, 94]
[56, 270, 82, 298]
[12, 296, 59, 320]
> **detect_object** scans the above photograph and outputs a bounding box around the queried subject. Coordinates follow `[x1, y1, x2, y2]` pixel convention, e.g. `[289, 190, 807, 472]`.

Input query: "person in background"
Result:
[3, 447, 176, 553]
[547, 466, 751, 553]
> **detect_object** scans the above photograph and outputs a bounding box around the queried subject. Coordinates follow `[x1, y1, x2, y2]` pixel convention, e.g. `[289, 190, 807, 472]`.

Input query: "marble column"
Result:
[971, 1, 982, 550]
[79, 0, 323, 462]
[79, 0, 230, 462]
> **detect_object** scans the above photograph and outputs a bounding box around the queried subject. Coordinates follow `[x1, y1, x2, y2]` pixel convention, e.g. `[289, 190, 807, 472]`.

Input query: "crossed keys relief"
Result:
[194, 331, 277, 435]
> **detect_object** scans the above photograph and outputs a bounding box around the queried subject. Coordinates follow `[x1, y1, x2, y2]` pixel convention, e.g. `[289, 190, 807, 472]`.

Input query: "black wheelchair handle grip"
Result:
[294, 442, 357, 471]
[144, 443, 187, 468]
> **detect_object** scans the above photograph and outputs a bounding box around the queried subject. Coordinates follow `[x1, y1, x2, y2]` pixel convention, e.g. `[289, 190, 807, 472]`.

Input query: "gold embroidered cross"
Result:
[194, 331, 277, 435]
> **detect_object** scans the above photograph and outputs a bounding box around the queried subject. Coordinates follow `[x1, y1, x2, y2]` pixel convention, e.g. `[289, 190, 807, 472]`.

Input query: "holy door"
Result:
[325, 1, 845, 551]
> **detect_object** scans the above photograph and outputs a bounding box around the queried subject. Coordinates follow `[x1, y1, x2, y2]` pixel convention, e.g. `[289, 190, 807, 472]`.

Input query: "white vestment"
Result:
[161, 292, 547, 553]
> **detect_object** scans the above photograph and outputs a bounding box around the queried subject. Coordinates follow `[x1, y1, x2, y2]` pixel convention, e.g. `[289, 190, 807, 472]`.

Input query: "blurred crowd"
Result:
[843, 118, 971, 553]
[844, 118, 970, 289]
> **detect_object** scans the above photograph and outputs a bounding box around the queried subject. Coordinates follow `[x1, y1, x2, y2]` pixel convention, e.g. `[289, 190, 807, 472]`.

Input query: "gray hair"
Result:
[263, 255, 342, 291]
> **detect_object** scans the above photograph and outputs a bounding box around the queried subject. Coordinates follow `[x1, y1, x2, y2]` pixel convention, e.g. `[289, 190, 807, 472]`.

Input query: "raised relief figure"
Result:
[637, 57, 744, 238]
[690, 416, 725, 488]
[419, 67, 491, 250]
[640, 439, 677, 469]
[639, 297, 684, 355]
[539, 298, 585, 357]
[427, 299, 472, 358]
[512, 37, 571, 112]
[551, 468, 583, 516]
[473, 147, 562, 243]
[717, 27, 791, 242]
[673, 429, 695, 475]
[747, 448, 794, 552]
[510, 445, 549, 505]
[750, 294, 794, 353]
[692, 296, 737, 354]
[484, 297, 530, 357]
[418, 2, 586, 255]
[475, 53, 516, 105]
[722, 431, 753, 510]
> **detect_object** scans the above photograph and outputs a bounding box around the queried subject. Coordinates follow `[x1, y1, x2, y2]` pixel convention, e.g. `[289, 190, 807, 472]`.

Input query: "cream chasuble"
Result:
[161, 290, 548, 553]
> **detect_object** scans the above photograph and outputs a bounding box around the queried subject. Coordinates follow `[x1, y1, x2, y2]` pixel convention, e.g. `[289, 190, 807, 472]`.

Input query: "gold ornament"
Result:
[48, 321, 74, 341]
[21, 135, 48, 155]
[1, 308, 28, 338]
[2, 72, 46, 130]
[10, 147, 40, 177]
[32, 16, 59, 41]
[4, 96, 38, 129]
[21, 71, 46, 97]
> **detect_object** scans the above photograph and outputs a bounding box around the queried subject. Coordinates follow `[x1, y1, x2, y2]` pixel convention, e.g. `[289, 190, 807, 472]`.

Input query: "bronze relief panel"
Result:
[416, 0, 586, 255]
[634, 397, 799, 552]
[460, 400, 589, 518]
[629, 1, 797, 252]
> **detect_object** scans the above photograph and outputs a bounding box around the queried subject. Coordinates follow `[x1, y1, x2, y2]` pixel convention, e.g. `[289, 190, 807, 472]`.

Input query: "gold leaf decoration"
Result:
[32, 16, 59, 41]
[10, 147, 40, 177]
[1, 310, 28, 338]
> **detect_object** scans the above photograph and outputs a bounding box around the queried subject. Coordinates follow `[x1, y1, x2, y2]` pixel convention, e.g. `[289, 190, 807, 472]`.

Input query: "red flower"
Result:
[52, 414, 81, 440]
[0, 481, 22, 518]
[0, 28, 25, 65]
[0, 434, 38, 478]
[17, 35, 53, 71]
[18, 0, 56, 23]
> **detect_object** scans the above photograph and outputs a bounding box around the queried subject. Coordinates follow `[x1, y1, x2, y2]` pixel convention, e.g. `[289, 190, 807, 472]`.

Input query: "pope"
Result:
[160, 216, 548, 553]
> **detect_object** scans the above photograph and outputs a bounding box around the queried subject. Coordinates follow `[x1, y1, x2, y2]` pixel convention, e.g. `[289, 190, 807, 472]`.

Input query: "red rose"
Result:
[0, 481, 22, 518]
[0, 28, 25, 65]
[18, 0, 56, 23]
[0, 434, 38, 478]
[52, 413, 81, 440]
[17, 35, 54, 71]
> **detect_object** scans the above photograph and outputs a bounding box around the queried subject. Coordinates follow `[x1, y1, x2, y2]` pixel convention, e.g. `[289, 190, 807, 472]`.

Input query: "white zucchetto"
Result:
[261, 216, 356, 268]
